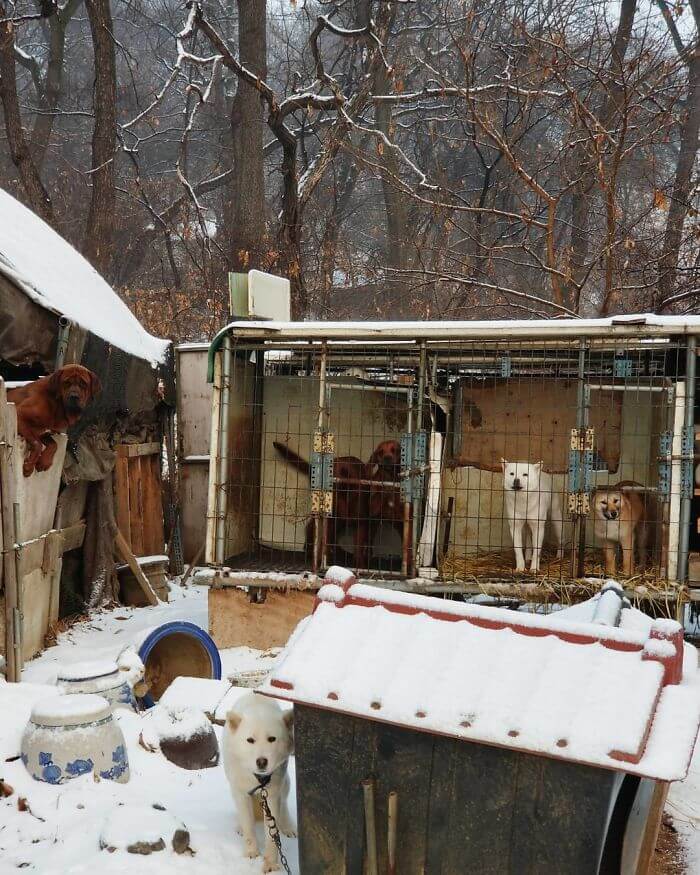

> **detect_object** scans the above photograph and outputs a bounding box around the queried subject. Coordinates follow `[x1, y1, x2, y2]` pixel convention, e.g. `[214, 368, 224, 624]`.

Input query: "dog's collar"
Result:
[248, 769, 275, 796]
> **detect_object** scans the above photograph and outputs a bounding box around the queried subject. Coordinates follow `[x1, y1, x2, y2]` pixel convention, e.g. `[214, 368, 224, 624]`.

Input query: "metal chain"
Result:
[259, 785, 292, 875]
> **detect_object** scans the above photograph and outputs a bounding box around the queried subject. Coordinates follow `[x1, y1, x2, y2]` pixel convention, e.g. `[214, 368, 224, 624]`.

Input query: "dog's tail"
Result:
[272, 441, 310, 479]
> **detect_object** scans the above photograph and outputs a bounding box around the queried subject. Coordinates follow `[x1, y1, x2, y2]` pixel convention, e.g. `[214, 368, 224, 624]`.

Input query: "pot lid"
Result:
[57, 660, 119, 683]
[30, 694, 112, 726]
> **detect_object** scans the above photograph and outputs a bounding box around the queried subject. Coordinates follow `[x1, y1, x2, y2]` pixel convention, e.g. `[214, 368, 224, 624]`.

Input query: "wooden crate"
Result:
[114, 442, 165, 557]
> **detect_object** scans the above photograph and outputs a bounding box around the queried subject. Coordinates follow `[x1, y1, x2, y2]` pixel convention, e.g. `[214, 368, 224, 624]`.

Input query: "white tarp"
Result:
[0, 188, 169, 366]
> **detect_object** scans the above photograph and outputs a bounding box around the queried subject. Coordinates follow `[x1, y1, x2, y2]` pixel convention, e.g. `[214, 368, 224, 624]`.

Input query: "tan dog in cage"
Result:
[593, 481, 647, 577]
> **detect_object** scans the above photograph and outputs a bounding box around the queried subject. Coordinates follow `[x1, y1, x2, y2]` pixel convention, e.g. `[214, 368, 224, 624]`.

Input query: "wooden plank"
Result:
[295, 705, 355, 874]
[208, 587, 314, 649]
[142, 454, 164, 555]
[128, 456, 145, 556]
[114, 455, 131, 548]
[451, 378, 622, 473]
[0, 394, 21, 681]
[116, 441, 161, 458]
[115, 530, 159, 605]
[634, 781, 669, 875]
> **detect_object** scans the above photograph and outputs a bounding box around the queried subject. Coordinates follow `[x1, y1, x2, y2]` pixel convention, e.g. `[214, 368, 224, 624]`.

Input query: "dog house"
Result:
[204, 315, 700, 610]
[259, 572, 700, 874]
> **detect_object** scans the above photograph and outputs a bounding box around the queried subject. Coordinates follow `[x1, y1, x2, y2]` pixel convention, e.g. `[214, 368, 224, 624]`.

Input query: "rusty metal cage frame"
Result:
[204, 319, 699, 610]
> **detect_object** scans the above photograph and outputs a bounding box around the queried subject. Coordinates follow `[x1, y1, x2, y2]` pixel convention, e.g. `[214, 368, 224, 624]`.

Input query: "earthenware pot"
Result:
[57, 660, 135, 710]
[21, 694, 130, 784]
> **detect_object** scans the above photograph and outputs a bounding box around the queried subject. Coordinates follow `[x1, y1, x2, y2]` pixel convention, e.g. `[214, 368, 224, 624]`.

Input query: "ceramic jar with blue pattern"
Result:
[21, 694, 130, 785]
[57, 660, 135, 710]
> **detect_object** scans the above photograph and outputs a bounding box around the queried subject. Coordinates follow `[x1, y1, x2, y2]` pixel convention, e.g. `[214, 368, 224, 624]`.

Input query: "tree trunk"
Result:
[567, 0, 637, 312]
[31, 0, 83, 170]
[227, 0, 267, 275]
[657, 50, 700, 309]
[84, 0, 117, 276]
[0, 12, 54, 224]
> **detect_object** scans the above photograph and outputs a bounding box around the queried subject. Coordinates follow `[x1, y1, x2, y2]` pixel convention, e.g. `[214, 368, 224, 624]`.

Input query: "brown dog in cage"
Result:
[272, 441, 370, 567]
[7, 365, 101, 477]
[592, 481, 648, 577]
[368, 439, 402, 482]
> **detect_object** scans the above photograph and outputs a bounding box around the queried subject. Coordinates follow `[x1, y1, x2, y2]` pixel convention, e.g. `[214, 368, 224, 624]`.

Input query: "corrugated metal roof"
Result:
[260, 575, 700, 781]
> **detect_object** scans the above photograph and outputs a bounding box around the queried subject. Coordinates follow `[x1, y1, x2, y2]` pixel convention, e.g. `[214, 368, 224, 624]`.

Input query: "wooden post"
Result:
[636, 782, 669, 875]
[387, 791, 398, 875]
[362, 778, 378, 875]
[0, 382, 21, 681]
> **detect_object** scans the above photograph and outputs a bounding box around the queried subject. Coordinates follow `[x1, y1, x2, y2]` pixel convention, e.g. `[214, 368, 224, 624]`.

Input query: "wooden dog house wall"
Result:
[205, 319, 698, 604]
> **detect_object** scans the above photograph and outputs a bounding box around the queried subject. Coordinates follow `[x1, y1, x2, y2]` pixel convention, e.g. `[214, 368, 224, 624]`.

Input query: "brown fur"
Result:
[7, 365, 101, 477]
[593, 480, 647, 577]
[368, 439, 402, 482]
[272, 441, 370, 567]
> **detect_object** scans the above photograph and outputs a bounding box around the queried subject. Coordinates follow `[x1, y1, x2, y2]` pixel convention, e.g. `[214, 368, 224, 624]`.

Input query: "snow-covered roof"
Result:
[260, 576, 700, 782]
[219, 313, 700, 343]
[0, 188, 169, 366]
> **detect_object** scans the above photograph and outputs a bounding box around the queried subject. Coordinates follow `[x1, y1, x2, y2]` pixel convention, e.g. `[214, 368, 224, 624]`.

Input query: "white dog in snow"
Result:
[501, 459, 564, 573]
[223, 692, 295, 872]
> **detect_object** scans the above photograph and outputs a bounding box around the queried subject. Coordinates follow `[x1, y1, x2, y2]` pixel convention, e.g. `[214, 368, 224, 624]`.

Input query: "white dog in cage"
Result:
[501, 460, 564, 573]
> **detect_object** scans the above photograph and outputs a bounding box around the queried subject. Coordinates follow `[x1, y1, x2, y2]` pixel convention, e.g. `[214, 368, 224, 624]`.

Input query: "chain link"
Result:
[259, 785, 292, 875]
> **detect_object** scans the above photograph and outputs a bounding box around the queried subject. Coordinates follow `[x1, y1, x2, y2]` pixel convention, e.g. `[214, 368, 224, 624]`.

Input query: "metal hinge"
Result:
[499, 355, 512, 378]
[613, 357, 633, 379]
[681, 424, 694, 499]
[658, 430, 672, 500]
[400, 430, 427, 503]
[568, 427, 595, 515]
[310, 431, 334, 516]
[567, 493, 590, 516]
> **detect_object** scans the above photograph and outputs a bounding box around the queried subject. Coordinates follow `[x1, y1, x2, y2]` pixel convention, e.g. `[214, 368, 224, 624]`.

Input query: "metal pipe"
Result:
[361, 779, 379, 875]
[222, 317, 700, 342]
[678, 336, 696, 584]
[411, 343, 427, 576]
[54, 317, 71, 369]
[214, 337, 232, 565]
[314, 344, 329, 572]
[573, 340, 589, 578]
[387, 791, 398, 875]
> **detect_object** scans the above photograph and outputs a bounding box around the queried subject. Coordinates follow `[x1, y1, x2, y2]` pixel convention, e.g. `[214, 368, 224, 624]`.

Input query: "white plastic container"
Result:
[57, 659, 135, 710]
[21, 694, 130, 784]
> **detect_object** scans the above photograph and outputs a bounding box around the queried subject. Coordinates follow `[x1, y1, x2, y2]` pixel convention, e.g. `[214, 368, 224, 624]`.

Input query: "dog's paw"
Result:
[35, 457, 51, 472]
[281, 827, 297, 838]
[22, 461, 34, 477]
[243, 841, 259, 859]
[262, 857, 282, 873]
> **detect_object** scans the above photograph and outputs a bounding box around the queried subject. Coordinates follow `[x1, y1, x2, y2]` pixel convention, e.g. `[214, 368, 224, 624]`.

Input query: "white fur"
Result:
[501, 460, 563, 573]
[222, 692, 295, 872]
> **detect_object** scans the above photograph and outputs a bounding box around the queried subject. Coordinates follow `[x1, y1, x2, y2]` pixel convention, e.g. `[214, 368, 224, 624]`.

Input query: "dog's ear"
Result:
[47, 369, 63, 394]
[89, 370, 102, 398]
[226, 712, 241, 731]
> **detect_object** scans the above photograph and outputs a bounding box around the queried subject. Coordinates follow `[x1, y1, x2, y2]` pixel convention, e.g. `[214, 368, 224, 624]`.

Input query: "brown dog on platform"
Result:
[272, 441, 369, 567]
[7, 365, 101, 477]
[593, 481, 648, 577]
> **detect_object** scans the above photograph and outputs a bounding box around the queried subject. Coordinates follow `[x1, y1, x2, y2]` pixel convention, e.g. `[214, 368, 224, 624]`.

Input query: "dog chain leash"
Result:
[250, 775, 292, 875]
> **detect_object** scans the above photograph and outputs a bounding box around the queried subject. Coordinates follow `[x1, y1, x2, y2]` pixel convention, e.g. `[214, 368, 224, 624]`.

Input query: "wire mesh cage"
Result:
[205, 321, 697, 611]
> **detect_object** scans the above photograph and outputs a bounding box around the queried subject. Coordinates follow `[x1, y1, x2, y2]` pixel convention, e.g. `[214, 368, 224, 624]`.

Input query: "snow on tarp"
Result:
[260, 579, 700, 782]
[0, 188, 169, 365]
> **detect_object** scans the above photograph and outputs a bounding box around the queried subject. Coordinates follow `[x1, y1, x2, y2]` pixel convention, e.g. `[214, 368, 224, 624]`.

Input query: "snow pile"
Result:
[0, 188, 169, 366]
[0, 587, 299, 873]
[147, 704, 212, 743]
[99, 805, 187, 854]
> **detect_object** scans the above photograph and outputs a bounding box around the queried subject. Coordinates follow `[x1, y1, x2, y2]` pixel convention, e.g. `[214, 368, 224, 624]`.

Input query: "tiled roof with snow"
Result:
[260, 577, 700, 782]
[0, 188, 169, 365]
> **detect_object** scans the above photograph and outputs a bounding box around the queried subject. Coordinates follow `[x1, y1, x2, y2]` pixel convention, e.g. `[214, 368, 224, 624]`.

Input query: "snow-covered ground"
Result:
[0, 584, 299, 873]
[1, 581, 699, 872]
